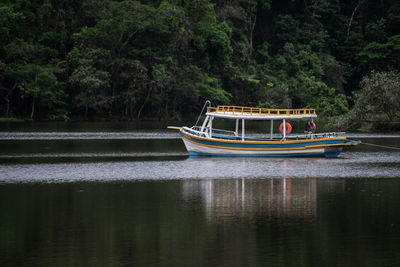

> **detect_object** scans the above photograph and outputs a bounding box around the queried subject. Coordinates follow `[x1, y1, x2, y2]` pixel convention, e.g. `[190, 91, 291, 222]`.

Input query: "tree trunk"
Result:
[137, 102, 145, 119]
[130, 101, 134, 118]
[5, 82, 18, 117]
[137, 85, 153, 119]
[346, 0, 364, 42]
[30, 73, 38, 120]
[30, 97, 35, 120]
[110, 77, 117, 115]
[110, 29, 139, 116]
[249, 15, 257, 58]
[125, 99, 129, 118]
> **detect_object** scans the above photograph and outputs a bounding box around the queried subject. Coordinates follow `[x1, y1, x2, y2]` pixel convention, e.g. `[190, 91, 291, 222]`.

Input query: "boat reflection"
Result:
[182, 178, 317, 221]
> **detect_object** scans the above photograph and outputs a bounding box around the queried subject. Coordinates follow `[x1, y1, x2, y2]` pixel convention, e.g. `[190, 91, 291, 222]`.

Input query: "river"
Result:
[0, 122, 399, 266]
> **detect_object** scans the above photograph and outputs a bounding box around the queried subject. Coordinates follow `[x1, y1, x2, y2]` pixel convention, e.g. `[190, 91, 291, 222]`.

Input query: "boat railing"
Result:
[209, 128, 237, 136]
[185, 126, 208, 138]
[286, 132, 346, 140]
[190, 126, 237, 137]
[207, 106, 316, 116]
[245, 132, 346, 141]
[191, 126, 202, 131]
[185, 126, 345, 141]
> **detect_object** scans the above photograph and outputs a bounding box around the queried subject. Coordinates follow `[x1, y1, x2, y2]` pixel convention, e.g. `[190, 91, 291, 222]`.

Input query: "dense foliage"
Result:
[0, 0, 399, 121]
[353, 71, 400, 121]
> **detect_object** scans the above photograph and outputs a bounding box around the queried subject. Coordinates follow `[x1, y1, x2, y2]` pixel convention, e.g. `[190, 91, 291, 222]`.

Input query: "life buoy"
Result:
[279, 122, 292, 135]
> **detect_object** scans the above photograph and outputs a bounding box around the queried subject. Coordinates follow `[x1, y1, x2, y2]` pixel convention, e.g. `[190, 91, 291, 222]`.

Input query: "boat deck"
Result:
[211, 133, 345, 142]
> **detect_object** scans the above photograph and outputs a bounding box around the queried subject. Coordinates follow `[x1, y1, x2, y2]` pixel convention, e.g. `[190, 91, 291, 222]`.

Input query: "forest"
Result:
[0, 0, 399, 127]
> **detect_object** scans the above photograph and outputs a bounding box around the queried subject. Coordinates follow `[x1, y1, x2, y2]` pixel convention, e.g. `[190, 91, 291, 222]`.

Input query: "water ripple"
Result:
[1, 152, 399, 183]
[0, 131, 179, 140]
[0, 152, 187, 158]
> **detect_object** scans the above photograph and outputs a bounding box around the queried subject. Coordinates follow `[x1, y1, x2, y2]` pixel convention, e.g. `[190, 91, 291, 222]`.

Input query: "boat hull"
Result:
[180, 130, 345, 158]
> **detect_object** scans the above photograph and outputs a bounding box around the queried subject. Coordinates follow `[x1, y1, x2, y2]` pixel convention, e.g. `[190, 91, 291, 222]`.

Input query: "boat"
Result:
[168, 103, 360, 158]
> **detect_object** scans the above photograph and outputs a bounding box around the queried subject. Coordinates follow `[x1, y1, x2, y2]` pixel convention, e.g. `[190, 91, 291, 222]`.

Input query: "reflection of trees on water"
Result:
[182, 178, 317, 221]
[3, 179, 400, 266]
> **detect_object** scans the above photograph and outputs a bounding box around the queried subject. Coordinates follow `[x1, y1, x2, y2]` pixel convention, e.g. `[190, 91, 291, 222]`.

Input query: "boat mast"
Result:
[270, 119, 273, 139]
[200, 115, 209, 133]
[282, 119, 286, 139]
[209, 116, 213, 137]
[235, 119, 239, 137]
[242, 119, 245, 141]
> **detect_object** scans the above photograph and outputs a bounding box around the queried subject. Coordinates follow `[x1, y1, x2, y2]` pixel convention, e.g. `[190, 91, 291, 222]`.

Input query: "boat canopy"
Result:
[206, 106, 317, 120]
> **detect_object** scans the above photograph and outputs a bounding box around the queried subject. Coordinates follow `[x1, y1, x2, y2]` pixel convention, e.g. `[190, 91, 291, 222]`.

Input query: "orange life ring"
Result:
[279, 122, 292, 135]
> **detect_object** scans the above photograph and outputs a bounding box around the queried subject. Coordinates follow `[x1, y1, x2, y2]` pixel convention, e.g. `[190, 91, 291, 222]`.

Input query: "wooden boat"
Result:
[169, 104, 360, 158]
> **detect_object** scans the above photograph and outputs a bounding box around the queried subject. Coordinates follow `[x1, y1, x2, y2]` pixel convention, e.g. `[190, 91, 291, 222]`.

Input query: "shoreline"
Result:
[1, 117, 399, 133]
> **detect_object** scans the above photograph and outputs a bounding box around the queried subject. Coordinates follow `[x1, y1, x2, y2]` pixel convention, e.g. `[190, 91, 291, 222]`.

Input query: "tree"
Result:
[3, 40, 66, 119]
[275, 15, 299, 46]
[1, 0, 399, 121]
[357, 35, 400, 73]
[0, 3, 22, 47]
[69, 0, 157, 114]
[353, 71, 400, 121]
[69, 55, 111, 119]
[17, 64, 60, 119]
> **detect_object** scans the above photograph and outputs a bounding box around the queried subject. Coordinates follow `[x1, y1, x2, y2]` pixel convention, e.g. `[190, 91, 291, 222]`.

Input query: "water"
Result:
[1, 122, 400, 266]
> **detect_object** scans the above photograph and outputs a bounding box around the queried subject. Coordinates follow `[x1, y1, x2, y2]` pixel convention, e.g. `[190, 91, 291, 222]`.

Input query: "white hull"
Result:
[182, 138, 327, 156]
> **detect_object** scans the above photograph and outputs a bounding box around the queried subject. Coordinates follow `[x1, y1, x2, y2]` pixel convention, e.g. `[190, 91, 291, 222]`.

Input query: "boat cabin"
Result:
[198, 105, 319, 141]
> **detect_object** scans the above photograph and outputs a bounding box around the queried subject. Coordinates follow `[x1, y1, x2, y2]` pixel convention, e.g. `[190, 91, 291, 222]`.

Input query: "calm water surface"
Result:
[0, 122, 400, 266]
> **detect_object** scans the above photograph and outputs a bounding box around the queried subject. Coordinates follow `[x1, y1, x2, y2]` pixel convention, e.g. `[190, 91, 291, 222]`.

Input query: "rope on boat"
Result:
[349, 139, 400, 150]
[195, 100, 211, 126]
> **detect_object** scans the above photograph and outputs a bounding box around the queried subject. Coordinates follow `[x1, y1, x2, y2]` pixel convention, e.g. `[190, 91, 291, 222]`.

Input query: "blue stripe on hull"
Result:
[188, 151, 341, 158]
